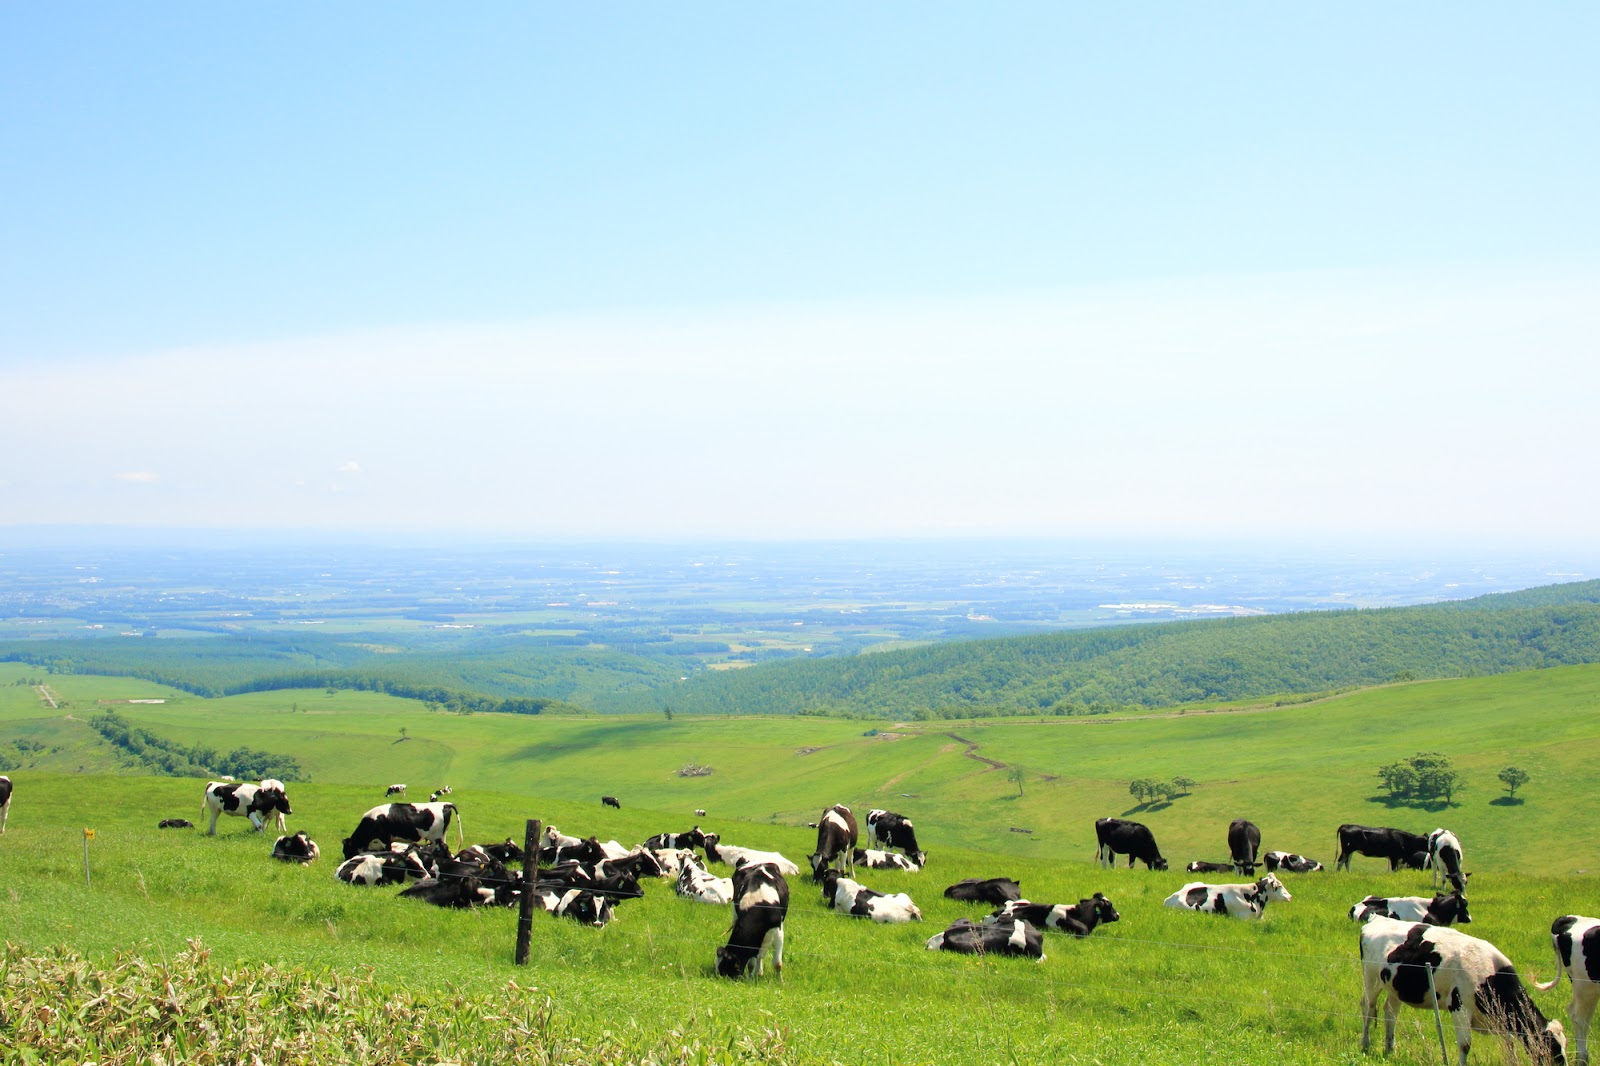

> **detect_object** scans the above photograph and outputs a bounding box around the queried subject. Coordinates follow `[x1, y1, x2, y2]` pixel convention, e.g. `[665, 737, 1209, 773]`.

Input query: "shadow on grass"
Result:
[1364, 794, 1455, 812]
[1489, 796, 1526, 807]
[1121, 801, 1172, 816]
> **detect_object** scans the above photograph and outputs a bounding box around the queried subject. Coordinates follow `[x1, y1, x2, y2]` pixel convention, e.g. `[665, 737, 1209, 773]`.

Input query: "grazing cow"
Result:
[1335, 824, 1430, 873]
[675, 854, 734, 905]
[1164, 876, 1292, 920]
[986, 894, 1119, 937]
[716, 861, 789, 979]
[1360, 916, 1567, 1065]
[926, 917, 1045, 960]
[1350, 891, 1472, 927]
[0, 775, 11, 833]
[1536, 915, 1600, 1066]
[602, 795, 621, 809]
[694, 808, 707, 818]
[1094, 818, 1168, 871]
[533, 886, 615, 928]
[852, 848, 921, 872]
[1429, 828, 1469, 894]
[202, 781, 292, 836]
[340, 801, 461, 859]
[271, 831, 321, 864]
[943, 877, 1023, 906]
[1228, 818, 1261, 876]
[158, 818, 195, 829]
[819, 870, 922, 923]
[430, 786, 452, 802]
[865, 809, 928, 867]
[335, 851, 429, 886]
[385, 783, 407, 797]
[1186, 860, 1235, 874]
[1263, 851, 1324, 873]
[701, 833, 801, 877]
[808, 804, 859, 880]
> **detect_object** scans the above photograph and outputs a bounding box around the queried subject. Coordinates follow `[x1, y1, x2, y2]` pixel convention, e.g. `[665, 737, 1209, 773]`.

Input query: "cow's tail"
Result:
[1534, 944, 1565, 992]
[448, 803, 463, 848]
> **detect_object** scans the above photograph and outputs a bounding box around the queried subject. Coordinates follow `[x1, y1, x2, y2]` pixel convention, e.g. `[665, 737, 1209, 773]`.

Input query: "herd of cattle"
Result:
[12, 772, 1577, 1065]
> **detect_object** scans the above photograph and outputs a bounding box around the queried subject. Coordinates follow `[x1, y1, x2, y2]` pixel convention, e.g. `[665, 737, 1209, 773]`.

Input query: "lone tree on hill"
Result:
[1497, 766, 1530, 799]
[1007, 765, 1027, 797]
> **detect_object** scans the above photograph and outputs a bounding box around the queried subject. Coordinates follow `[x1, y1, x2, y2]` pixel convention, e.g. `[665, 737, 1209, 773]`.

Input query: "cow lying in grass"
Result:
[1349, 890, 1471, 927]
[271, 831, 320, 864]
[819, 870, 922, 923]
[927, 917, 1044, 960]
[984, 893, 1119, 937]
[1164, 876, 1291, 920]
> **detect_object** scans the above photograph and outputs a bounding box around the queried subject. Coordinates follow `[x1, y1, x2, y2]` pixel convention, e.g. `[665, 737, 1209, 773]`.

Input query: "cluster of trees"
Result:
[1377, 751, 1464, 804]
[88, 711, 306, 782]
[1129, 776, 1196, 804]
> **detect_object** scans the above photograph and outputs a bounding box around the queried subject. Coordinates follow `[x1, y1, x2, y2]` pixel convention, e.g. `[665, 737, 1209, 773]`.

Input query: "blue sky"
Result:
[2, 6, 1596, 542]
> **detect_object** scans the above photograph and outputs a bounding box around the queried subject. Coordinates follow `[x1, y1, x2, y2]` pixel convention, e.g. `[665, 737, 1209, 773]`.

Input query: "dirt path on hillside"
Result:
[35, 685, 58, 709]
[943, 732, 1007, 770]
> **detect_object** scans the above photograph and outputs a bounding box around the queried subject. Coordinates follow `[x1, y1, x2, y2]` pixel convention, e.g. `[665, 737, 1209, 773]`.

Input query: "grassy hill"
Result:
[627, 579, 1600, 718]
[4, 659, 1599, 1064]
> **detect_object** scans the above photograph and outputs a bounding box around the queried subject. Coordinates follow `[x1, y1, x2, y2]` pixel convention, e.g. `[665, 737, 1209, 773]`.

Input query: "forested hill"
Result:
[622, 579, 1600, 719]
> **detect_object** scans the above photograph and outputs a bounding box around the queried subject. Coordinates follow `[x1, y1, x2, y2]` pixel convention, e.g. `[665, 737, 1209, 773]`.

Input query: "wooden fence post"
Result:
[515, 819, 541, 965]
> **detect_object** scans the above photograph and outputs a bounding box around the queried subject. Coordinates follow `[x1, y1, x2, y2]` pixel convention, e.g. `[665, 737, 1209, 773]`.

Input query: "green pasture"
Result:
[6, 660, 1599, 874]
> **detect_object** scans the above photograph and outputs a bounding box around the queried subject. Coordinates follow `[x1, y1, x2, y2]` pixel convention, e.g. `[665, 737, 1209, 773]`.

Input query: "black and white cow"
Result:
[716, 861, 789, 979]
[694, 808, 707, 818]
[385, 783, 407, 797]
[1360, 916, 1567, 1065]
[852, 847, 921, 872]
[271, 831, 321, 864]
[1164, 875, 1292, 920]
[430, 786, 452, 802]
[533, 886, 615, 928]
[701, 833, 801, 876]
[258, 779, 291, 833]
[1264, 851, 1324, 873]
[1536, 915, 1600, 1066]
[926, 916, 1045, 960]
[865, 809, 928, 867]
[1186, 860, 1236, 874]
[1094, 817, 1168, 871]
[943, 877, 1023, 905]
[399, 874, 492, 909]
[202, 781, 292, 836]
[1336, 824, 1430, 873]
[818, 870, 922, 923]
[602, 795, 621, 809]
[1428, 828, 1469, 894]
[1350, 890, 1472, 927]
[335, 850, 429, 886]
[158, 818, 194, 829]
[471, 838, 524, 865]
[0, 775, 11, 834]
[808, 804, 858, 880]
[644, 828, 705, 852]
[986, 893, 1120, 937]
[1228, 818, 1261, 876]
[675, 854, 734, 904]
[340, 801, 461, 860]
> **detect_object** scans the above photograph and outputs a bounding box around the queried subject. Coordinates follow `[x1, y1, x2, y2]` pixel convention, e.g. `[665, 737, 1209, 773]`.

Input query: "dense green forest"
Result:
[6, 580, 1600, 720]
[612, 580, 1600, 718]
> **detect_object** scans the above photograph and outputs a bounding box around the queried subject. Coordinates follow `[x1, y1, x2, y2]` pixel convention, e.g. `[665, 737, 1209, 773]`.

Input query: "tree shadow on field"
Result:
[1489, 796, 1526, 807]
[1365, 794, 1453, 812]
[1122, 801, 1172, 816]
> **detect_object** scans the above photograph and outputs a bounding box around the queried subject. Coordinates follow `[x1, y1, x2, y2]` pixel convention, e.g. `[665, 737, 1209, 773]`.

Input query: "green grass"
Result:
[3, 660, 1599, 1063]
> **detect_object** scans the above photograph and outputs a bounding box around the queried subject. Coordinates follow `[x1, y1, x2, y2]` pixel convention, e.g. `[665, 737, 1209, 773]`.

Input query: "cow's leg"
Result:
[1126, 853, 1135, 869]
[1572, 983, 1599, 1066]
[1451, 1002, 1472, 1066]
[1382, 988, 1399, 1055]
[766, 925, 785, 977]
[1360, 971, 1383, 1053]
[207, 807, 219, 836]
[1, 797, 9, 833]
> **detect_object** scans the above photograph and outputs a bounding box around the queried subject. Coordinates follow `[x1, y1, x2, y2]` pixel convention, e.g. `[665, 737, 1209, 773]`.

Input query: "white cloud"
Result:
[3, 262, 1596, 540]
[113, 471, 161, 484]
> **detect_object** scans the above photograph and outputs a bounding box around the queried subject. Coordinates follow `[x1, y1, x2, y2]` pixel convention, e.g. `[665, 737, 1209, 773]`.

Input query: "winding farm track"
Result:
[943, 731, 1006, 770]
[35, 685, 58, 709]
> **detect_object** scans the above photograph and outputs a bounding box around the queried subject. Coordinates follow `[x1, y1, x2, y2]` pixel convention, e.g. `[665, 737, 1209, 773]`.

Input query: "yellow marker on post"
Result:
[83, 828, 95, 885]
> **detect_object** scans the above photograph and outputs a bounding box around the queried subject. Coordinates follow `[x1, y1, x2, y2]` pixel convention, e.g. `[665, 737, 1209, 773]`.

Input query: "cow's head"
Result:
[1148, 857, 1169, 872]
[1256, 876, 1292, 903]
[715, 945, 754, 978]
[1088, 892, 1119, 925]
